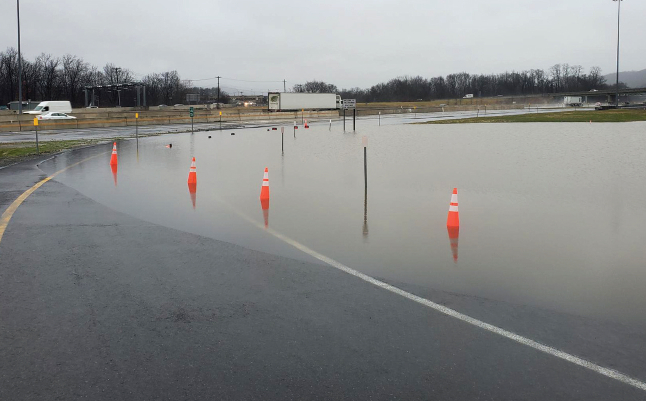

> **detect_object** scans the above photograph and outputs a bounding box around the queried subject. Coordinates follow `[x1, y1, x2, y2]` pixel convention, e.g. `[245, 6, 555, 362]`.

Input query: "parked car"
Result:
[38, 112, 76, 120]
[0, 105, 8, 110]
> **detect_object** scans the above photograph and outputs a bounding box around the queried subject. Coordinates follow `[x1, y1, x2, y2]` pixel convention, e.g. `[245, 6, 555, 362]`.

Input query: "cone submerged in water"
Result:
[260, 168, 269, 200]
[447, 188, 459, 227]
[109, 142, 118, 165]
[187, 157, 197, 184]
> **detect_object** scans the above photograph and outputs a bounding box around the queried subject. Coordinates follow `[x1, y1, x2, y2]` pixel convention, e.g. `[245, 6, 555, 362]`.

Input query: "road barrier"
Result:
[0, 110, 339, 133]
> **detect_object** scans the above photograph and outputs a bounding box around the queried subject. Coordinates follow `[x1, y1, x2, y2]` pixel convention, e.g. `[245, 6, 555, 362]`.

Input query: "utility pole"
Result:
[17, 0, 23, 115]
[283, 79, 286, 92]
[217, 76, 221, 104]
[614, 0, 622, 108]
[115, 67, 122, 107]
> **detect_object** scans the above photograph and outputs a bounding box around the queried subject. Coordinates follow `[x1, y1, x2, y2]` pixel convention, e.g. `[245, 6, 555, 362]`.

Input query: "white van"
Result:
[27, 101, 72, 115]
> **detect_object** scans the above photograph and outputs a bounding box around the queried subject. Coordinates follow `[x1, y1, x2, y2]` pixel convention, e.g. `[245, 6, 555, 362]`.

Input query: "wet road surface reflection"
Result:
[41, 120, 646, 327]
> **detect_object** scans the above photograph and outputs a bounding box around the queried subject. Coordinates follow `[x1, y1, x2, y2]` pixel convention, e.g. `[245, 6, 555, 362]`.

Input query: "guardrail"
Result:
[0, 110, 339, 133]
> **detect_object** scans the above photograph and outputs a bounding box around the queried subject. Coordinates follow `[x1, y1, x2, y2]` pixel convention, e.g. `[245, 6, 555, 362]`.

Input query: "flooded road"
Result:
[41, 119, 646, 327]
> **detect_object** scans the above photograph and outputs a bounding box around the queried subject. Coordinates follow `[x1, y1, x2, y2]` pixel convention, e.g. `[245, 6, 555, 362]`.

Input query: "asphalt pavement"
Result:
[0, 144, 644, 400]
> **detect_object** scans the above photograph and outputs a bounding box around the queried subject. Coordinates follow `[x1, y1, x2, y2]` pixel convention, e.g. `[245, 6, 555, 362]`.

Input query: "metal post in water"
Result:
[353, 108, 356, 131]
[379, 111, 381, 126]
[35, 124, 39, 155]
[362, 136, 368, 195]
[191, 116, 194, 134]
[301, 109, 304, 124]
[343, 109, 346, 131]
[281, 126, 284, 153]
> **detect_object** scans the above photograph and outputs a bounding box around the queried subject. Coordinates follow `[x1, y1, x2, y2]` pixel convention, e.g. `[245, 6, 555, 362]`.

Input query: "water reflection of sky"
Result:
[41, 120, 646, 327]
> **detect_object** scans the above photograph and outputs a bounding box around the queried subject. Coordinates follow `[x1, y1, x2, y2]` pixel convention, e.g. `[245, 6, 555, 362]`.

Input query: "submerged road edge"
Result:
[222, 200, 646, 393]
[1, 149, 644, 392]
[0, 152, 106, 246]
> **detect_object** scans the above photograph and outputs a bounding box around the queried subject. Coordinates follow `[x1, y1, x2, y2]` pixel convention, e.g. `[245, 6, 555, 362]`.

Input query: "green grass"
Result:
[0, 139, 102, 166]
[421, 109, 646, 124]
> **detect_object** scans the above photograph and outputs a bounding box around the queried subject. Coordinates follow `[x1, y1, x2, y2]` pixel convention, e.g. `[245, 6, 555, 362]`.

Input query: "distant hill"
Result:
[603, 69, 646, 88]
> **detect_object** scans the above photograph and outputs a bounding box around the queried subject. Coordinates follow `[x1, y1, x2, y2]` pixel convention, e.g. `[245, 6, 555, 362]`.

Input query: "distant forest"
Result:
[0, 48, 204, 108]
[299, 64, 618, 103]
[0, 47, 625, 107]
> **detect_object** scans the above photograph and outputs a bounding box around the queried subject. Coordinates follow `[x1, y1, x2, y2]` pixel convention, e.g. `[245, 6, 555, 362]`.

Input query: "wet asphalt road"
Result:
[1, 147, 645, 400]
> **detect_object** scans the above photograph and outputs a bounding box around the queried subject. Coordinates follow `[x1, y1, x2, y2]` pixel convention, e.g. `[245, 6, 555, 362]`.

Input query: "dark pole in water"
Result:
[281, 126, 284, 153]
[343, 108, 346, 131]
[353, 108, 356, 131]
[379, 111, 381, 126]
[614, 0, 622, 108]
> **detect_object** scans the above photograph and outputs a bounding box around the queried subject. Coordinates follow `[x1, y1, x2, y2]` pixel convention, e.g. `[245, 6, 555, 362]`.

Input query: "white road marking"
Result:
[223, 202, 646, 392]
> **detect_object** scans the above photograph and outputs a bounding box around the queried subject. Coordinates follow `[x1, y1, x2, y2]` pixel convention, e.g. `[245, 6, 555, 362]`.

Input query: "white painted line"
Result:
[222, 202, 646, 392]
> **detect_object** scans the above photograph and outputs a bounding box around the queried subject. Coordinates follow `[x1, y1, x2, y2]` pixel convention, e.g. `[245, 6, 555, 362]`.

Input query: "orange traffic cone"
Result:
[447, 188, 459, 227]
[447, 226, 459, 263]
[187, 157, 197, 184]
[260, 198, 269, 227]
[304, 119, 309, 128]
[188, 182, 197, 209]
[260, 168, 269, 200]
[109, 142, 118, 165]
[110, 163, 118, 187]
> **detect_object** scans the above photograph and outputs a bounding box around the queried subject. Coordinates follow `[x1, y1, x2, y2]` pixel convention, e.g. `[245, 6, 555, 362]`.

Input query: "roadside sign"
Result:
[342, 99, 356, 109]
[33, 118, 38, 126]
[189, 107, 194, 118]
[219, 111, 222, 116]
[135, 112, 139, 119]
[281, 127, 284, 134]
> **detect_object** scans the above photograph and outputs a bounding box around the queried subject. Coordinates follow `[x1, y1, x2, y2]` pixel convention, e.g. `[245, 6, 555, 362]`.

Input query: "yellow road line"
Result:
[0, 151, 107, 246]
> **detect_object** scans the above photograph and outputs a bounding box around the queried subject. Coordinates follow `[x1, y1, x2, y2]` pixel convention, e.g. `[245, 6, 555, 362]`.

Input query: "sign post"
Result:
[281, 126, 284, 153]
[135, 112, 139, 139]
[342, 99, 356, 132]
[189, 107, 194, 134]
[33, 117, 39, 154]
[219, 111, 222, 130]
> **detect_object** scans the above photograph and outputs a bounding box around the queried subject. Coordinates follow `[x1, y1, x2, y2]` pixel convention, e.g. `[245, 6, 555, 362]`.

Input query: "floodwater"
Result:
[41, 118, 646, 327]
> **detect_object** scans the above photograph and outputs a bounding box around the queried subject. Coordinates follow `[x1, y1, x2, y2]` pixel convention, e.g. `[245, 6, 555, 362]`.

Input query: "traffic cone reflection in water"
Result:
[447, 226, 459, 263]
[110, 163, 118, 187]
[109, 142, 118, 165]
[188, 182, 197, 209]
[260, 198, 269, 228]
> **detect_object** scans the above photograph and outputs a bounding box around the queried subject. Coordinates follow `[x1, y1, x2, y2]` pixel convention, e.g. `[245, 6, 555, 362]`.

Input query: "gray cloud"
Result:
[2, 0, 644, 92]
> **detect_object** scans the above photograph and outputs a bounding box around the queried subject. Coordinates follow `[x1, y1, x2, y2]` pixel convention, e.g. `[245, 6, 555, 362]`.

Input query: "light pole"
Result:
[613, 0, 622, 107]
[16, 0, 23, 115]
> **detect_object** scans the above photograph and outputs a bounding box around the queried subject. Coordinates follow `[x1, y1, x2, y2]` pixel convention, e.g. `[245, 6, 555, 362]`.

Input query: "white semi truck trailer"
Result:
[268, 93, 341, 111]
[564, 96, 583, 107]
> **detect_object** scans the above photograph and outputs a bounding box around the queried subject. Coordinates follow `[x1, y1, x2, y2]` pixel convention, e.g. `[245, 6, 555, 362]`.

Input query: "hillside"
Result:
[603, 69, 646, 88]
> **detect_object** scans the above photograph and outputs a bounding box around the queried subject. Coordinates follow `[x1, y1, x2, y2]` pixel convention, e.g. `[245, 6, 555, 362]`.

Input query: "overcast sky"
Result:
[2, 0, 645, 93]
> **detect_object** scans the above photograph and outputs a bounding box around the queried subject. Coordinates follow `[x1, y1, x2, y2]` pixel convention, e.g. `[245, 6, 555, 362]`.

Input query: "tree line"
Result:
[0, 48, 220, 108]
[0, 47, 620, 108]
[296, 65, 615, 103]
